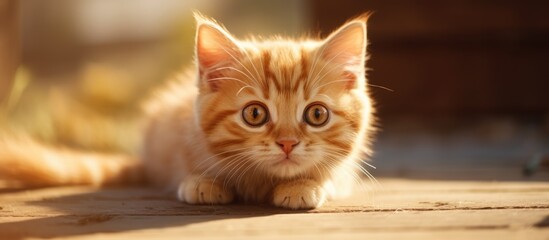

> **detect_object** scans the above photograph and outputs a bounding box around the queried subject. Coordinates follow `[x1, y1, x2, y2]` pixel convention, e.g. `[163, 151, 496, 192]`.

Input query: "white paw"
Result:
[177, 177, 234, 204]
[272, 179, 327, 210]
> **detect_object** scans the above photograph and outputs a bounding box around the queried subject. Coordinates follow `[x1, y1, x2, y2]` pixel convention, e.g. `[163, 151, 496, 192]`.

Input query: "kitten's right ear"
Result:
[195, 13, 241, 90]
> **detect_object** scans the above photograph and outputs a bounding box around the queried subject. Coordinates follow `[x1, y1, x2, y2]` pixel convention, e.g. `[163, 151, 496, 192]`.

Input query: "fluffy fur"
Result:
[0, 13, 375, 209]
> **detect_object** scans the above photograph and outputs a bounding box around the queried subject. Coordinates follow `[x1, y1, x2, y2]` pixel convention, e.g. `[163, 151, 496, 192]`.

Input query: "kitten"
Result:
[0, 13, 375, 209]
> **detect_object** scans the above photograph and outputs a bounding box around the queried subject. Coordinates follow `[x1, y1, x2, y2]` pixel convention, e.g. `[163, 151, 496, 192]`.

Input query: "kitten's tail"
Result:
[0, 134, 144, 188]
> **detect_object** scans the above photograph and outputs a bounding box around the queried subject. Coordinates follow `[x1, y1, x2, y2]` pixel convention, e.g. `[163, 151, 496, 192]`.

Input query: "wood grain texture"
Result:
[0, 178, 547, 239]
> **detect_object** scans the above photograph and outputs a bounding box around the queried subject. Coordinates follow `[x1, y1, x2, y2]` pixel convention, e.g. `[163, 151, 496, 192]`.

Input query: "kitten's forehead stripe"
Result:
[322, 129, 347, 141]
[261, 51, 276, 98]
[323, 138, 351, 152]
[332, 109, 360, 131]
[242, 87, 256, 97]
[294, 48, 309, 93]
[210, 139, 246, 149]
[332, 110, 346, 117]
[203, 94, 223, 115]
[325, 122, 345, 133]
[203, 109, 238, 134]
[302, 51, 312, 100]
[225, 122, 246, 137]
[259, 48, 312, 97]
[280, 65, 290, 91]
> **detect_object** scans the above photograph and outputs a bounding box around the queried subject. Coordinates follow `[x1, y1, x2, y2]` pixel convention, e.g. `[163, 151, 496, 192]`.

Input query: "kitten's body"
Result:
[0, 13, 375, 209]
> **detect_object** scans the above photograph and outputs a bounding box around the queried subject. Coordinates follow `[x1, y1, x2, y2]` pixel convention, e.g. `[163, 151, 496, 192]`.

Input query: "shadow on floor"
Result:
[0, 187, 305, 239]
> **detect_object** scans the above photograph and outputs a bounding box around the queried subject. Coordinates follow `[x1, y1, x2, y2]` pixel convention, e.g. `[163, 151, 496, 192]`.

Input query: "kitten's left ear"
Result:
[196, 21, 241, 70]
[194, 12, 242, 91]
[320, 17, 368, 88]
[322, 19, 367, 69]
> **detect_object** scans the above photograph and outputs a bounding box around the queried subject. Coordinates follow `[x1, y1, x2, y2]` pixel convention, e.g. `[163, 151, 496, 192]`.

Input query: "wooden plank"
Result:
[0, 210, 547, 239]
[0, 178, 548, 239]
[1, 179, 548, 217]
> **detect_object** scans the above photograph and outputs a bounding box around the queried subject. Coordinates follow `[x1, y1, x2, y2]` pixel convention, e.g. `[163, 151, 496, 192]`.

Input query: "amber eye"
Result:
[242, 102, 269, 127]
[304, 103, 330, 127]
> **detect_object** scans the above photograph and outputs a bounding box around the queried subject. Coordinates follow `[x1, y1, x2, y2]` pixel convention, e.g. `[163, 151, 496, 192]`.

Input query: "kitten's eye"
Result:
[304, 103, 330, 127]
[242, 102, 269, 127]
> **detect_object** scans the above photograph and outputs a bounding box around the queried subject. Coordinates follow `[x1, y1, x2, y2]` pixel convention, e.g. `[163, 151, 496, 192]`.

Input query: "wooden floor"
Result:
[1, 177, 548, 240]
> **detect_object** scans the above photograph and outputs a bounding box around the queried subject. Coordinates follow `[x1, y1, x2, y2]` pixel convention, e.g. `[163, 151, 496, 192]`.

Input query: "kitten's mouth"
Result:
[273, 156, 300, 166]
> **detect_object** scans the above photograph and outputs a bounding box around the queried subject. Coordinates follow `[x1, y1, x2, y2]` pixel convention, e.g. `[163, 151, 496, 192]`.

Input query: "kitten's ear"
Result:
[320, 17, 368, 88]
[194, 13, 241, 90]
[322, 19, 367, 69]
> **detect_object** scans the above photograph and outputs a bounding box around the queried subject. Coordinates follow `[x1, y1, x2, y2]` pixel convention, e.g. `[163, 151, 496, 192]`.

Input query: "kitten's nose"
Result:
[276, 138, 300, 155]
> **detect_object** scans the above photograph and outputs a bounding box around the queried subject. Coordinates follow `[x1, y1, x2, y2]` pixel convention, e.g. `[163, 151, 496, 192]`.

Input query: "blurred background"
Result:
[0, 0, 548, 181]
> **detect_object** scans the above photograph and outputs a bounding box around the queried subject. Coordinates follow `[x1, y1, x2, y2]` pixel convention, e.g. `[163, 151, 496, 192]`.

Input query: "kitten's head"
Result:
[194, 13, 374, 179]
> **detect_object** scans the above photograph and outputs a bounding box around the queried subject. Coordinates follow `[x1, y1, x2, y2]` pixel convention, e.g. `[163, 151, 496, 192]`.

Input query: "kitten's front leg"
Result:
[272, 179, 327, 209]
[177, 175, 234, 204]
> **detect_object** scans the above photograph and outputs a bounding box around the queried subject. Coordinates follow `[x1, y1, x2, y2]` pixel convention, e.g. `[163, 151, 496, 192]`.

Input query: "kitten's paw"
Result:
[272, 179, 326, 210]
[177, 177, 234, 204]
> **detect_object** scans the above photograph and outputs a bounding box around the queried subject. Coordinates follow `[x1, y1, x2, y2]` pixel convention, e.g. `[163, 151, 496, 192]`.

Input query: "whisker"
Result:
[223, 157, 251, 189]
[194, 152, 248, 191]
[323, 155, 376, 192]
[325, 147, 377, 170]
[208, 77, 254, 87]
[211, 152, 249, 184]
[209, 153, 250, 199]
[320, 144, 378, 171]
[190, 147, 250, 172]
[210, 66, 256, 84]
[367, 84, 394, 92]
[215, 43, 263, 87]
[322, 156, 372, 193]
[309, 44, 354, 87]
[241, 48, 263, 86]
[359, 159, 377, 170]
[307, 43, 327, 84]
[310, 62, 339, 89]
[235, 158, 260, 188]
[311, 61, 349, 88]
[249, 158, 263, 181]
[236, 86, 255, 96]
[311, 79, 353, 93]
[311, 160, 325, 182]
[308, 39, 350, 85]
[322, 148, 380, 188]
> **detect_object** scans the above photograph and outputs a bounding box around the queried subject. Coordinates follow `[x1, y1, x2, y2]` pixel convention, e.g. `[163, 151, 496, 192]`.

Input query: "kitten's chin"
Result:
[268, 156, 308, 179]
[272, 157, 300, 167]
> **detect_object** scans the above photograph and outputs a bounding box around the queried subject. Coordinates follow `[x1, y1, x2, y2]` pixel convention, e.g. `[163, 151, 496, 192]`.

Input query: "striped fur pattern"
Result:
[143, 13, 375, 209]
[0, 13, 375, 210]
[0, 133, 143, 188]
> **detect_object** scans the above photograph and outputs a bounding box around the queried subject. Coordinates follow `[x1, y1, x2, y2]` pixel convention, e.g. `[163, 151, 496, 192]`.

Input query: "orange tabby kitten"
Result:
[0, 13, 375, 209]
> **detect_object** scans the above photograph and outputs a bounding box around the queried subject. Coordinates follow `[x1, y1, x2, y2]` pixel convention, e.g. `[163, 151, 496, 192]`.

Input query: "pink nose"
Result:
[276, 139, 300, 155]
